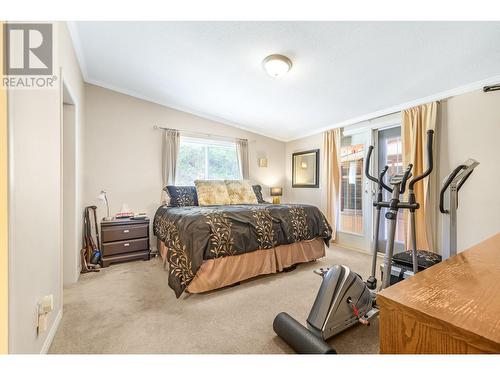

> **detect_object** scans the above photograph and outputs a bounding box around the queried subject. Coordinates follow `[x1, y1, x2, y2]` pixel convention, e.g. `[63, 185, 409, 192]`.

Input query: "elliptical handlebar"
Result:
[408, 130, 434, 190]
[399, 164, 413, 194]
[379, 165, 389, 181]
[365, 146, 393, 193]
[439, 165, 465, 213]
[365, 146, 378, 185]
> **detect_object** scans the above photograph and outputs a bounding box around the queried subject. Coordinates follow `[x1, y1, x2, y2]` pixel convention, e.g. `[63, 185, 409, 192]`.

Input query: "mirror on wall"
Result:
[292, 149, 319, 188]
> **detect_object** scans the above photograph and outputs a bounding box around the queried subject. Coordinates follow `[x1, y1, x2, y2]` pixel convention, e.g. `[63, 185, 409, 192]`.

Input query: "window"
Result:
[175, 137, 241, 185]
[339, 140, 365, 235]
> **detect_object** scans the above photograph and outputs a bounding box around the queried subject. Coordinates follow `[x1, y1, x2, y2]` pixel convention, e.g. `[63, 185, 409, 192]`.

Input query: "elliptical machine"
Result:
[383, 157, 479, 284]
[273, 130, 434, 354]
[376, 130, 434, 288]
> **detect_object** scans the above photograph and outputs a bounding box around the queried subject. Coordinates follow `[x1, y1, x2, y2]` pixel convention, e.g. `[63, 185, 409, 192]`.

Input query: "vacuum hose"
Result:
[273, 312, 336, 354]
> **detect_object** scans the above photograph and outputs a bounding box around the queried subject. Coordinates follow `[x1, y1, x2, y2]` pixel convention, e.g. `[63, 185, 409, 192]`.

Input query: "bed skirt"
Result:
[158, 237, 325, 294]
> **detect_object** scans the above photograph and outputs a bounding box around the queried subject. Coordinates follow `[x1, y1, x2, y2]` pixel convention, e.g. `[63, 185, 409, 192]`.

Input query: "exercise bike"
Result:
[273, 130, 434, 354]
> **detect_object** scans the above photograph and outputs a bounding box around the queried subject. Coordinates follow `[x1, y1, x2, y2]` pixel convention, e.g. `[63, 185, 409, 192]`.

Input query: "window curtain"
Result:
[236, 139, 250, 180]
[323, 128, 342, 241]
[402, 101, 438, 251]
[161, 129, 180, 201]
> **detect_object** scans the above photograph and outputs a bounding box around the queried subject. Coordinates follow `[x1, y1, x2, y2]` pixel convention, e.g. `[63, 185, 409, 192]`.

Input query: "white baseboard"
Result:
[40, 308, 62, 354]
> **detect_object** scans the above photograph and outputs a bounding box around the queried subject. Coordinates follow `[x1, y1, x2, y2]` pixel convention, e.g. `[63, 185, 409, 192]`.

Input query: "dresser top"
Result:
[378, 232, 500, 347]
[101, 217, 149, 226]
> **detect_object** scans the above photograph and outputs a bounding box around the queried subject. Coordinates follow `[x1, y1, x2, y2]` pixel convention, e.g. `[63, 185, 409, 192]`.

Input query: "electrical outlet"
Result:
[37, 313, 47, 335]
[37, 294, 54, 335]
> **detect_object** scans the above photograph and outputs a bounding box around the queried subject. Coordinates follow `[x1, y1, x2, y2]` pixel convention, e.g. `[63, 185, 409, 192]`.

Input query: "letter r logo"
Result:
[3, 23, 53, 75]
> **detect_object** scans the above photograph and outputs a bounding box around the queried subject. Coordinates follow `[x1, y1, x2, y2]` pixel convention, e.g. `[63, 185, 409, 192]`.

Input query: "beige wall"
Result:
[8, 22, 85, 353]
[0, 21, 8, 354]
[285, 133, 325, 211]
[437, 89, 500, 251]
[285, 89, 500, 253]
[83, 84, 286, 250]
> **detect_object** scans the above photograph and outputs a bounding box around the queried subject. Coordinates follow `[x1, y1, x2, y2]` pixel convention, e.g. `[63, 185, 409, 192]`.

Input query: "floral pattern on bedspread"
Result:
[251, 207, 277, 249]
[153, 203, 332, 297]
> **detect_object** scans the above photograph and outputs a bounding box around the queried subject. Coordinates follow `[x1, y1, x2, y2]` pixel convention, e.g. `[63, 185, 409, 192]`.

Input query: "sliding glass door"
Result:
[337, 130, 373, 251]
[336, 120, 404, 255]
[376, 126, 405, 253]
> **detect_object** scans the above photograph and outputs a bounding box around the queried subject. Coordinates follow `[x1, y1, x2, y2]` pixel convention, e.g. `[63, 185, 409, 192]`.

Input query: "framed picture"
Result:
[292, 149, 319, 188]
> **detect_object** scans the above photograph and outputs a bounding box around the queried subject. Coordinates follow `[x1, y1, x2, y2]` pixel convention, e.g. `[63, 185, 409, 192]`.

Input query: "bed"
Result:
[153, 203, 332, 297]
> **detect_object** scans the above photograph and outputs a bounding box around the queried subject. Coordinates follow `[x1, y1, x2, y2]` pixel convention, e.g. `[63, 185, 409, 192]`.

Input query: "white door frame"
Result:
[336, 113, 401, 253]
[61, 78, 80, 286]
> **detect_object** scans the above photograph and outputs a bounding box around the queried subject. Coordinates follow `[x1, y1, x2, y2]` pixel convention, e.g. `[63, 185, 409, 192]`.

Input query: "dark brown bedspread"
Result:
[153, 203, 332, 297]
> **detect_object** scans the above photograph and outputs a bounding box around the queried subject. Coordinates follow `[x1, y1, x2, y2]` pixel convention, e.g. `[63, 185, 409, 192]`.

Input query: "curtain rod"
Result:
[153, 125, 248, 143]
[364, 99, 446, 123]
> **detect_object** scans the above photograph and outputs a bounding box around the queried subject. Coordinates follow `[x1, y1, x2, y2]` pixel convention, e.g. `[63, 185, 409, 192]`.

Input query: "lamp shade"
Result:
[96, 190, 111, 220]
[270, 187, 283, 197]
[96, 191, 107, 202]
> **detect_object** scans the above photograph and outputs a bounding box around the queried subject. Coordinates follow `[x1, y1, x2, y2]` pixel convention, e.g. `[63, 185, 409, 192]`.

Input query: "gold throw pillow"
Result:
[224, 180, 258, 204]
[194, 180, 232, 206]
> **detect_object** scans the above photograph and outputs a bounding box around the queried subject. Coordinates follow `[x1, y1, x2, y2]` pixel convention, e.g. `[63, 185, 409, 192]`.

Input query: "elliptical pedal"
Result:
[313, 267, 331, 277]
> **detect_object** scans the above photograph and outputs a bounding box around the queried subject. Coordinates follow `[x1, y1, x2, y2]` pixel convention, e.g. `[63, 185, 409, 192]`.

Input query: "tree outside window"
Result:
[175, 137, 241, 185]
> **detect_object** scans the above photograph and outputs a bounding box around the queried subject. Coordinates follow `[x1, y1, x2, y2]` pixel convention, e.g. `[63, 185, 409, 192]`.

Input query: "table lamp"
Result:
[97, 190, 112, 221]
[270, 187, 283, 204]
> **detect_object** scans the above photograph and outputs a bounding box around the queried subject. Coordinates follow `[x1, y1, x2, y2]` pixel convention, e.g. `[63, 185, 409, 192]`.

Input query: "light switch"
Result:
[38, 295, 53, 314]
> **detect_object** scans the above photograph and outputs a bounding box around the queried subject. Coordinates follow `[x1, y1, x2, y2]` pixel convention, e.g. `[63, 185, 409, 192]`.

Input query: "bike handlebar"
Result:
[409, 129, 434, 190]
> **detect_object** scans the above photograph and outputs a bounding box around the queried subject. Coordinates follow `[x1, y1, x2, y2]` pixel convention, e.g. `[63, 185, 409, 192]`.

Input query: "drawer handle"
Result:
[123, 230, 130, 233]
[124, 243, 130, 247]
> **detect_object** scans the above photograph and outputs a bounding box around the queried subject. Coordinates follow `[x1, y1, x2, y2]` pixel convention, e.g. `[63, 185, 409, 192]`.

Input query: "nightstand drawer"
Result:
[101, 224, 148, 242]
[102, 238, 148, 256]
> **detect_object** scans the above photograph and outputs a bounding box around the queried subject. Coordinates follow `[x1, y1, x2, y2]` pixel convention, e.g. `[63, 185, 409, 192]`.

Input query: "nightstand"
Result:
[100, 218, 150, 267]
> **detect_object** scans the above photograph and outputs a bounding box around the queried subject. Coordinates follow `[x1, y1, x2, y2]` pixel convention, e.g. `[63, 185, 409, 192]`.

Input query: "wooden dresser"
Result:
[378, 233, 500, 354]
[100, 218, 150, 267]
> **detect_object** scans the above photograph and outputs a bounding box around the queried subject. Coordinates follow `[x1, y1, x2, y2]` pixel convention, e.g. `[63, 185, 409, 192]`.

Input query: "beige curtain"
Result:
[402, 102, 438, 251]
[161, 130, 180, 201]
[323, 129, 342, 241]
[236, 139, 250, 180]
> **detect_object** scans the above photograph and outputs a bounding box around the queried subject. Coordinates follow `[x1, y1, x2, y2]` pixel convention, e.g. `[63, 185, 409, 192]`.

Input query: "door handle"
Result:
[124, 243, 130, 247]
[123, 229, 130, 233]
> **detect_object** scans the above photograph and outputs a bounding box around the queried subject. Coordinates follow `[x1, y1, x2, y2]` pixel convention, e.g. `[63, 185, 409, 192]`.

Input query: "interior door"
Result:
[376, 126, 405, 254]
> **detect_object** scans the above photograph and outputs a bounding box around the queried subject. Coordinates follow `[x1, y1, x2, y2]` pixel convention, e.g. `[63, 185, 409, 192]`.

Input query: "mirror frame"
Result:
[292, 149, 320, 188]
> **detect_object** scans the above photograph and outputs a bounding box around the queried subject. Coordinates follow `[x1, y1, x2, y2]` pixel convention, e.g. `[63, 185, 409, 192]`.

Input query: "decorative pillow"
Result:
[164, 186, 198, 207]
[252, 185, 266, 204]
[225, 180, 259, 204]
[194, 180, 232, 206]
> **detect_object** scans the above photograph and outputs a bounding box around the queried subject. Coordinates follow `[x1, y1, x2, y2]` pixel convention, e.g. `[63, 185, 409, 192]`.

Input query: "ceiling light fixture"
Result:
[262, 54, 292, 78]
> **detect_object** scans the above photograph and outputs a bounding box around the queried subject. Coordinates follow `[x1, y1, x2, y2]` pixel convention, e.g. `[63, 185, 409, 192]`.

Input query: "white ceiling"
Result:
[69, 21, 500, 141]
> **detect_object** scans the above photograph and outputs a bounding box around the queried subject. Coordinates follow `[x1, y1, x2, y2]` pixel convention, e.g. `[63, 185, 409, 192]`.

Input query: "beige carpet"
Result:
[49, 245, 380, 354]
